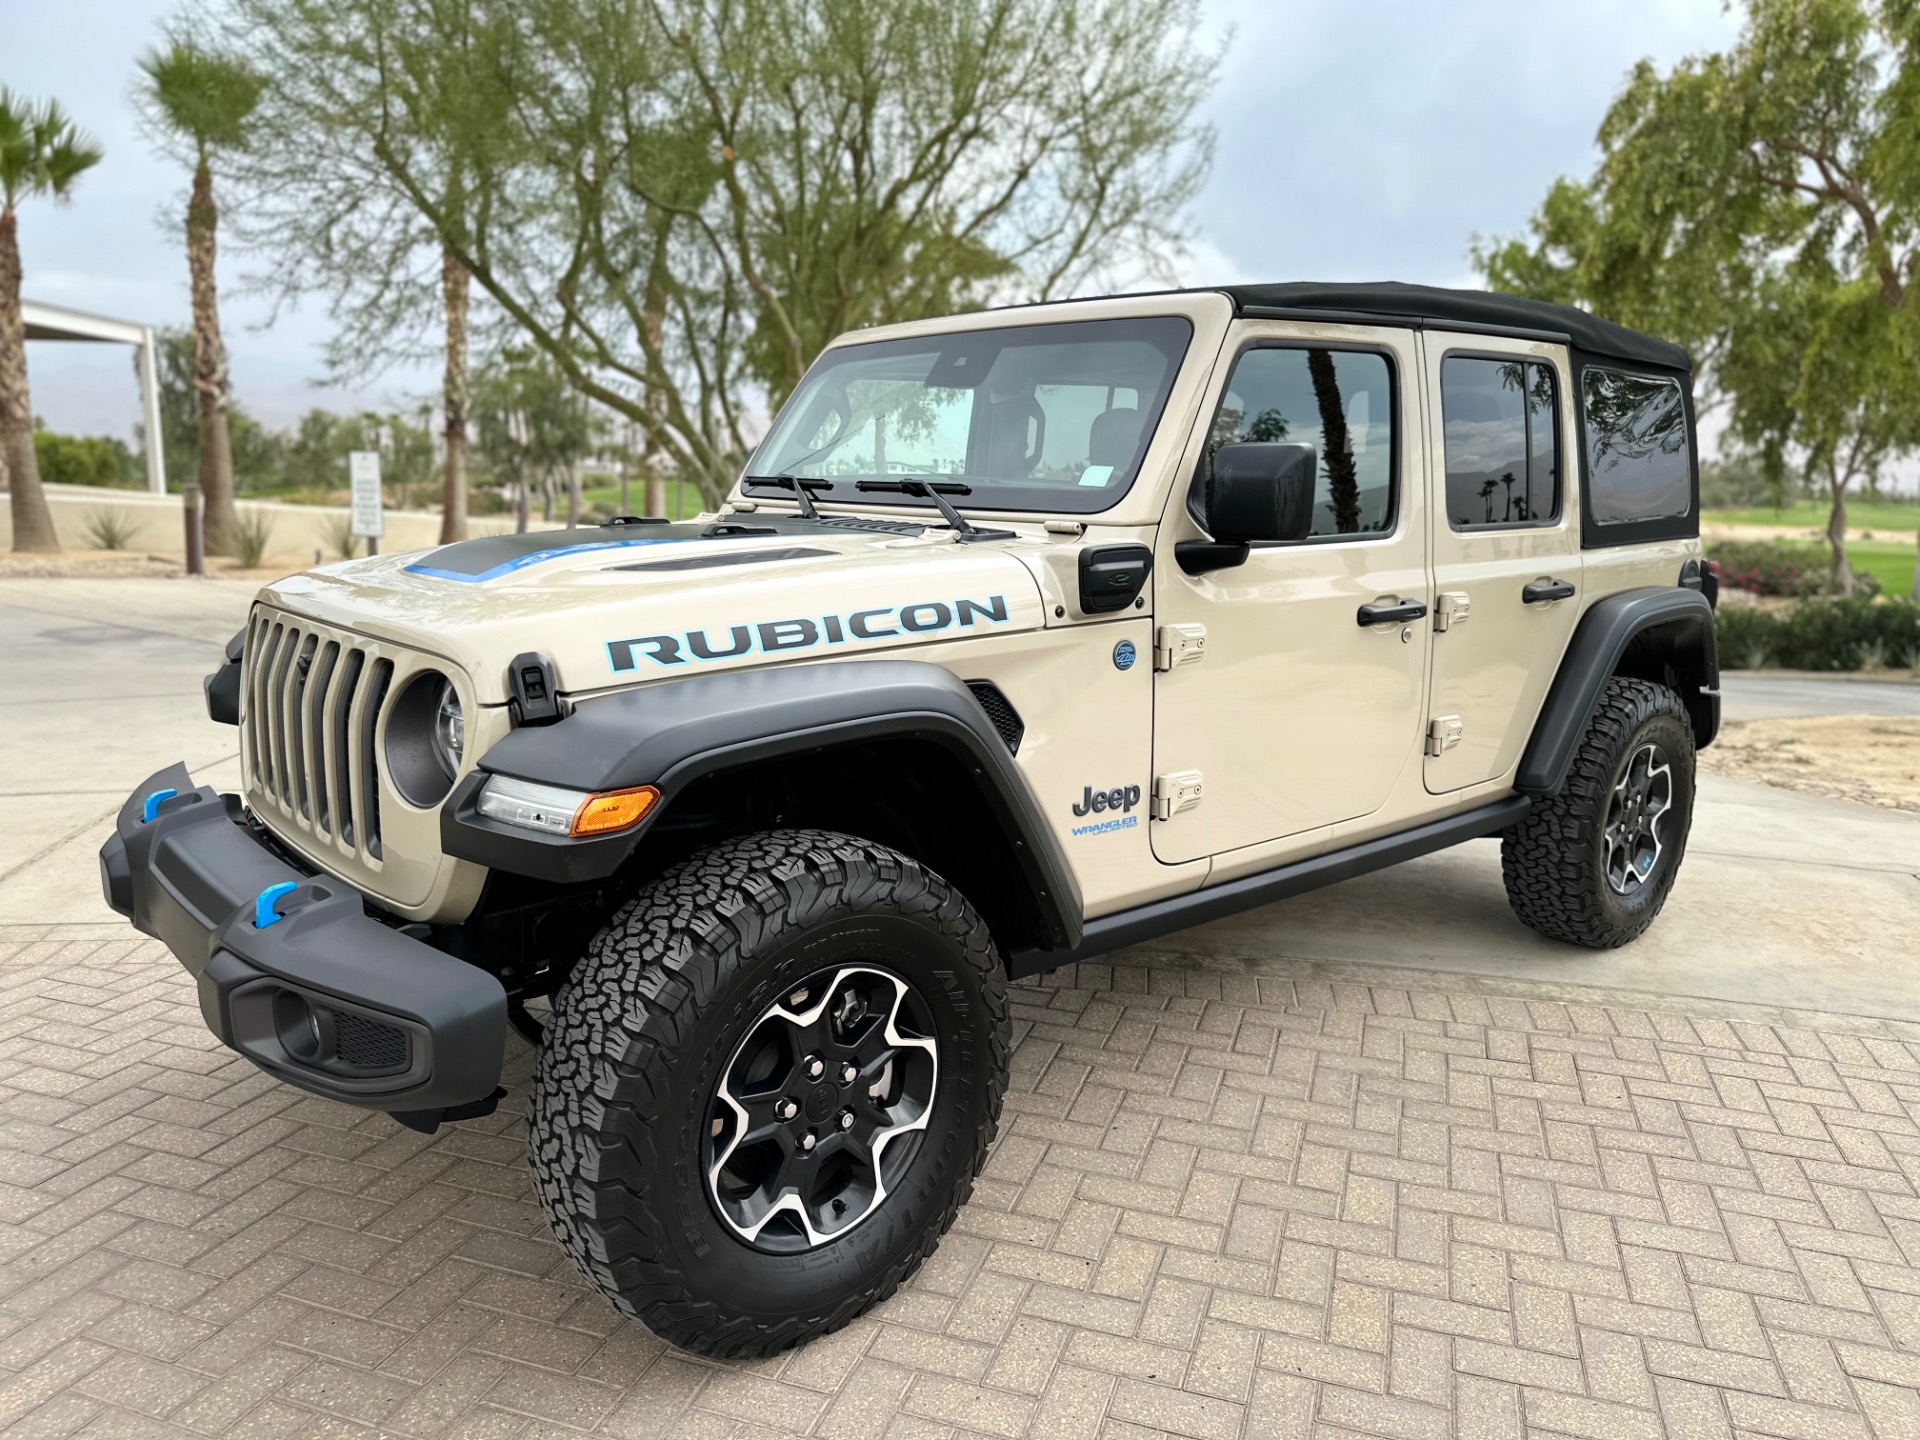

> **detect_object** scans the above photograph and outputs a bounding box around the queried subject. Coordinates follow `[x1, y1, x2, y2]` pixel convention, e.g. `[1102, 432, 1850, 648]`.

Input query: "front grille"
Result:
[966, 681, 1025, 755]
[331, 1009, 410, 1071]
[246, 612, 395, 860]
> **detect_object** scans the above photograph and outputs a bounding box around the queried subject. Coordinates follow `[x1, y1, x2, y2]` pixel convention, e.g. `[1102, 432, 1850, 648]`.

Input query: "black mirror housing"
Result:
[1206, 442, 1316, 544]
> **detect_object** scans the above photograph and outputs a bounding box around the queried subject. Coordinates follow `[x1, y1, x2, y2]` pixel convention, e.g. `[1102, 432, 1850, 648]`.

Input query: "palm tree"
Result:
[0, 91, 102, 553]
[136, 38, 264, 558]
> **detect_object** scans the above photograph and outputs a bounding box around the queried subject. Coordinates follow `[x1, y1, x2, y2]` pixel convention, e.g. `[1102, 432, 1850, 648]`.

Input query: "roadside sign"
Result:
[349, 452, 384, 540]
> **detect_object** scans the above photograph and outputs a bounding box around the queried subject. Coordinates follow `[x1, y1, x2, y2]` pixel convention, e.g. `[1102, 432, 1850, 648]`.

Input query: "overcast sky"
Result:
[6, 0, 1741, 444]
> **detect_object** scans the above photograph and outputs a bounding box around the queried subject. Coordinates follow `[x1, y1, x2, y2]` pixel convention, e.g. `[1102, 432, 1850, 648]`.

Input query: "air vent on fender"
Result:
[966, 681, 1025, 756]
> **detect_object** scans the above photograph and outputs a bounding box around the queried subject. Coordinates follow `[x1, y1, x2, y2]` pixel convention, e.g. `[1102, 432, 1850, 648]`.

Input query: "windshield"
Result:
[748, 316, 1193, 514]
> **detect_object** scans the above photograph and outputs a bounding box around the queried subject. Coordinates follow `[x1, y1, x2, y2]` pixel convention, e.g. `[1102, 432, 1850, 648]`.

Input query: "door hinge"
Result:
[1152, 770, 1204, 820]
[1434, 592, 1471, 632]
[1426, 716, 1463, 756]
[1154, 623, 1207, 671]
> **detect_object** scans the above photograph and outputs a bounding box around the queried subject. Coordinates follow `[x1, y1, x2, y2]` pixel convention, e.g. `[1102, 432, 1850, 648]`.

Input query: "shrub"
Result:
[1707, 539, 1882, 598]
[33, 430, 141, 488]
[232, 509, 275, 569]
[1715, 596, 1920, 671]
[320, 513, 359, 561]
[83, 508, 140, 551]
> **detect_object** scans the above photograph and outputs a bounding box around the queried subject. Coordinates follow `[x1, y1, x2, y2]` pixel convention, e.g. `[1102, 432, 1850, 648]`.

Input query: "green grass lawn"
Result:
[1843, 539, 1919, 596]
[580, 482, 706, 520]
[1704, 500, 1920, 534]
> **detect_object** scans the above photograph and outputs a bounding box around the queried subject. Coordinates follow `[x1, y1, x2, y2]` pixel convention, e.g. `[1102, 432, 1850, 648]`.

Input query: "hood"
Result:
[256, 518, 1050, 704]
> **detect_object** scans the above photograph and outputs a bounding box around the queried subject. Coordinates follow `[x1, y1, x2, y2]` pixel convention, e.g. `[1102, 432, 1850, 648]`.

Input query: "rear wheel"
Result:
[528, 829, 1007, 1357]
[1502, 676, 1696, 948]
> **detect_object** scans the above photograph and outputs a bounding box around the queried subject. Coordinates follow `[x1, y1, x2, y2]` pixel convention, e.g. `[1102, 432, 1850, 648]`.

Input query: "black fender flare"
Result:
[1517, 586, 1719, 796]
[440, 659, 1083, 949]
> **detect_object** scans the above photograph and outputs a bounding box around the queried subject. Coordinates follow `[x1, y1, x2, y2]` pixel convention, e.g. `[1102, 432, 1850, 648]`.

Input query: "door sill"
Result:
[1009, 794, 1530, 978]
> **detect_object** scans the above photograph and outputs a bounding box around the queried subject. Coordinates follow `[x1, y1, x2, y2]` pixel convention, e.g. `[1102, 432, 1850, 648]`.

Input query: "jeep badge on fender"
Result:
[1073, 784, 1142, 816]
[100, 281, 1716, 1362]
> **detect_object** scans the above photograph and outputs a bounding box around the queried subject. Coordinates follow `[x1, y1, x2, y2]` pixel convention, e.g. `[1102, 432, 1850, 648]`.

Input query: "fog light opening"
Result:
[273, 988, 334, 1063]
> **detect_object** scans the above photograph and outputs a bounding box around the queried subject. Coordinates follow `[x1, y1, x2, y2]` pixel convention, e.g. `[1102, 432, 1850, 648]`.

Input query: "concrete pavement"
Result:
[1720, 673, 1920, 723]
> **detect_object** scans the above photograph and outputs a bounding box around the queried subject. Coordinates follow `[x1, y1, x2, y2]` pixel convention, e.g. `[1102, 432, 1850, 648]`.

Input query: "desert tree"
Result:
[136, 32, 266, 557]
[230, 0, 522, 544]
[0, 90, 103, 553]
[225, 0, 1218, 508]
[1477, 0, 1920, 593]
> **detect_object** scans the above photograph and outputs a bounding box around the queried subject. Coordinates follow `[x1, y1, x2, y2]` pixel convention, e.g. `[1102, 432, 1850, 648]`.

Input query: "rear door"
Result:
[1151, 323, 1432, 864]
[1422, 334, 1582, 792]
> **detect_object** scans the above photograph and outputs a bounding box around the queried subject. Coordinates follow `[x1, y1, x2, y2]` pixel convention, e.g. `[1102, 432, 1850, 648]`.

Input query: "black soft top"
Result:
[1216, 281, 1689, 374]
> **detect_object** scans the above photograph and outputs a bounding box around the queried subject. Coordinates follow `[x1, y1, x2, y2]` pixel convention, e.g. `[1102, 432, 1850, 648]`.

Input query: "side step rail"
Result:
[1008, 794, 1531, 978]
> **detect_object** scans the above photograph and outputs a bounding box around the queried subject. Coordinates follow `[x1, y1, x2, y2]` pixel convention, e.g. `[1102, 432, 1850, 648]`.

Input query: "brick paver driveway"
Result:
[5, 936, 1920, 1438]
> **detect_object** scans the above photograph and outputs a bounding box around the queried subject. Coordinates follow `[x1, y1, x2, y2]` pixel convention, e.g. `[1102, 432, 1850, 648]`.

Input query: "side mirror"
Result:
[1206, 442, 1316, 543]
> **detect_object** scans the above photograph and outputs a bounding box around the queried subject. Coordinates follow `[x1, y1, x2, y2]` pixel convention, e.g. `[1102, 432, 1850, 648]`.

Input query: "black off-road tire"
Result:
[1502, 676, 1697, 948]
[529, 829, 1009, 1358]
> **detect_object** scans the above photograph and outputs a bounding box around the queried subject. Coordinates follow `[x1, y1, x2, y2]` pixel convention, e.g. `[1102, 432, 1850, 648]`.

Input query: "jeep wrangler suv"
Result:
[100, 282, 1718, 1356]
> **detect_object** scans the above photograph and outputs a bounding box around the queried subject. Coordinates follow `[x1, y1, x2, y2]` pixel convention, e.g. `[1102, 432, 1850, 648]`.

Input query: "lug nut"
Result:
[804, 1055, 825, 1080]
[776, 1099, 798, 1120]
[800, 1133, 816, 1152]
[838, 1110, 855, 1131]
[841, 1062, 858, 1084]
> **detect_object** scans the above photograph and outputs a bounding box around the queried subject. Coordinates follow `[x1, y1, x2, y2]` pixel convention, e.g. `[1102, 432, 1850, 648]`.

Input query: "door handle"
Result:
[1356, 598, 1429, 627]
[1522, 578, 1576, 605]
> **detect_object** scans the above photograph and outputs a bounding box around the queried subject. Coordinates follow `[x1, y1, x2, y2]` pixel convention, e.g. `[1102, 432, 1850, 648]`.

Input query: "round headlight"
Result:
[385, 670, 465, 808]
[433, 680, 465, 777]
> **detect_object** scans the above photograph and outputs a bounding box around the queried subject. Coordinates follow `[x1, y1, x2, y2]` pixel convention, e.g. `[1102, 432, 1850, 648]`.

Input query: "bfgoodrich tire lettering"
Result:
[1502, 676, 1696, 948]
[529, 829, 1008, 1357]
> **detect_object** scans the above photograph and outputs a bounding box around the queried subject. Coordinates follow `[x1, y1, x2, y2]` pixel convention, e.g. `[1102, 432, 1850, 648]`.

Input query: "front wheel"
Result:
[1502, 676, 1697, 948]
[529, 830, 1008, 1357]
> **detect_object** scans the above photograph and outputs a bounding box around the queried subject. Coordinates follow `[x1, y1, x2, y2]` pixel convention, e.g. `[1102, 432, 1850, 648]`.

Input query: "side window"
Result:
[1440, 357, 1559, 529]
[1201, 347, 1396, 539]
[1582, 366, 1692, 524]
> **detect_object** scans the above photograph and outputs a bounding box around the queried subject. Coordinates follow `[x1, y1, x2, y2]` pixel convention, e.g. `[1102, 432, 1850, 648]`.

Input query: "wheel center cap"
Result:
[804, 1081, 839, 1123]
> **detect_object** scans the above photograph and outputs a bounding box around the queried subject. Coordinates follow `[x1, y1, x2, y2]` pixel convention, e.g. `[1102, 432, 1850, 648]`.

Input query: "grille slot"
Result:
[331, 1010, 410, 1071]
[966, 681, 1025, 755]
[359, 660, 394, 859]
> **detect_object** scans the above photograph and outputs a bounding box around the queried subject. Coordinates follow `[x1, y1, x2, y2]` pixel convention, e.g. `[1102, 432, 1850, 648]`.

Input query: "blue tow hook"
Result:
[254, 881, 300, 930]
[141, 788, 178, 823]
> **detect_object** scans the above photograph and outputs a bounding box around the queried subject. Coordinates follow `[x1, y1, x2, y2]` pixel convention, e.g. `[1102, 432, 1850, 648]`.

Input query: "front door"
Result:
[1421, 334, 1583, 792]
[1152, 324, 1431, 866]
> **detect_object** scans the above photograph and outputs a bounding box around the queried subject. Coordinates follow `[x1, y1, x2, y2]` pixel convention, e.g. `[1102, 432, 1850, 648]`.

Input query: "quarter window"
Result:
[1441, 358, 1559, 530]
[1201, 347, 1396, 539]
[1582, 367, 1692, 525]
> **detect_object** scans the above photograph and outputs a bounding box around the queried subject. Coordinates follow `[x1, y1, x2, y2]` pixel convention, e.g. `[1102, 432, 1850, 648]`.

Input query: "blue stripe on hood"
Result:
[405, 536, 690, 583]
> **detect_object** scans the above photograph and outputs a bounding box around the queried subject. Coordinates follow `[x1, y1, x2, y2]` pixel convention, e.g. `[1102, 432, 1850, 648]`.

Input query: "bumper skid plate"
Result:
[100, 763, 508, 1127]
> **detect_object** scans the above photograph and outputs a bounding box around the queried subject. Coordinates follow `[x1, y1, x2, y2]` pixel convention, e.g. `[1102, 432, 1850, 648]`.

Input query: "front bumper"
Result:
[100, 763, 507, 1124]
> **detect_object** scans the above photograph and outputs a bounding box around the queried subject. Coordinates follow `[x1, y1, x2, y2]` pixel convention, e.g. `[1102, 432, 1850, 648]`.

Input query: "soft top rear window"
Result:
[747, 316, 1193, 514]
[1582, 366, 1692, 527]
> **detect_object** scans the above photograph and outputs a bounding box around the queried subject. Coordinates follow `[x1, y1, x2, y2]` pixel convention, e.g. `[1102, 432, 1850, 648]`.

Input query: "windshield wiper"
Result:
[742, 474, 832, 519]
[855, 479, 1015, 543]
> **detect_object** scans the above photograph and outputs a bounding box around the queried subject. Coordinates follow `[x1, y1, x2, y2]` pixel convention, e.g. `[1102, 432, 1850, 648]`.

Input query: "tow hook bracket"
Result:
[141, 788, 179, 823]
[252, 881, 300, 930]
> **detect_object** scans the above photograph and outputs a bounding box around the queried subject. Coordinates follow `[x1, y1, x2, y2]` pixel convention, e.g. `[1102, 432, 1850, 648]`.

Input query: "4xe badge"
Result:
[1112, 638, 1136, 671]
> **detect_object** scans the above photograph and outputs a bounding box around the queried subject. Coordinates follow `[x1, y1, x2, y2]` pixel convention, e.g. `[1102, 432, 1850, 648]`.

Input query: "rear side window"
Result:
[1582, 367, 1692, 525]
[1201, 346, 1396, 539]
[1440, 358, 1559, 529]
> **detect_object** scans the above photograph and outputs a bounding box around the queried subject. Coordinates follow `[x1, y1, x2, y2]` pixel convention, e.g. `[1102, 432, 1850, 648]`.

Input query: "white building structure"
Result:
[21, 299, 167, 493]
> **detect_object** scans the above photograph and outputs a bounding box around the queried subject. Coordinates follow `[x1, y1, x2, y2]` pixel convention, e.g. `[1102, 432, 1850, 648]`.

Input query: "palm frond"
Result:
[0, 87, 103, 210]
[137, 40, 266, 158]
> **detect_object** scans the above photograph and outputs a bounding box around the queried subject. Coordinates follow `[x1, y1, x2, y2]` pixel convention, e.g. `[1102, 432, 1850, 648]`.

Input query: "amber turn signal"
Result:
[570, 785, 660, 837]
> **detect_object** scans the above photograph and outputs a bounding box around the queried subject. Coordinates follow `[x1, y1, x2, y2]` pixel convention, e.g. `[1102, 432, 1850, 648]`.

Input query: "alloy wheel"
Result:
[1603, 741, 1673, 895]
[704, 965, 939, 1253]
